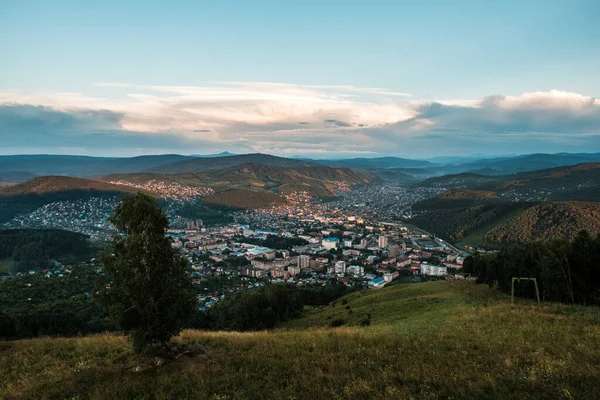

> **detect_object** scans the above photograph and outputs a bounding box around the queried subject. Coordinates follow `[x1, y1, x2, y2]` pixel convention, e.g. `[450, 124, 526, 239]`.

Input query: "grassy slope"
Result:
[2, 282, 600, 399]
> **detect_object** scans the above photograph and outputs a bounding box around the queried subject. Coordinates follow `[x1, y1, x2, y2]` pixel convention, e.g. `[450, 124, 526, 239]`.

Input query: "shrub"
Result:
[330, 318, 345, 327]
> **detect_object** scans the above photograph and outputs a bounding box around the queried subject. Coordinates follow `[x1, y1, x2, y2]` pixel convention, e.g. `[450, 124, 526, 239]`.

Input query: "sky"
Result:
[1, 0, 599, 158]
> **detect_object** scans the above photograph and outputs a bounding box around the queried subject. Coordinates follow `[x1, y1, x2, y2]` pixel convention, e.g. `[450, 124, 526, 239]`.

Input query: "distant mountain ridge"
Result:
[2, 152, 600, 181]
[0, 154, 195, 177]
[147, 153, 314, 174]
[316, 156, 437, 169]
[456, 153, 600, 175]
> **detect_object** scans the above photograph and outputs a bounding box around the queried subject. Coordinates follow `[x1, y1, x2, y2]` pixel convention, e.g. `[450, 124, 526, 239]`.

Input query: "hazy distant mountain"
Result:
[0, 171, 38, 182]
[458, 153, 600, 174]
[316, 157, 437, 169]
[147, 153, 315, 173]
[2, 152, 598, 183]
[0, 154, 195, 177]
[424, 155, 510, 165]
[189, 151, 237, 158]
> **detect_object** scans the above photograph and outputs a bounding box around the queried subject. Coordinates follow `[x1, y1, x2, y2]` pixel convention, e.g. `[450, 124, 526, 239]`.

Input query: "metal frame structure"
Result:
[511, 277, 540, 305]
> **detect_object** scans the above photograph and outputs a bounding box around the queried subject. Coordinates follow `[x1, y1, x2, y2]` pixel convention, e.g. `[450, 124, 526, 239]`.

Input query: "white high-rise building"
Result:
[378, 235, 388, 248]
[298, 255, 310, 269]
[334, 260, 346, 274]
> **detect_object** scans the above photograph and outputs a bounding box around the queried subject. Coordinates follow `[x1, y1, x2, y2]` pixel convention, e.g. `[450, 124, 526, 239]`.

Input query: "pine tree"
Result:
[100, 192, 195, 352]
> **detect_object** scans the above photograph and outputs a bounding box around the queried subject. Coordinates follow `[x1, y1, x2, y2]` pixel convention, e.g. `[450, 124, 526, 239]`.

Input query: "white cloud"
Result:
[0, 83, 599, 156]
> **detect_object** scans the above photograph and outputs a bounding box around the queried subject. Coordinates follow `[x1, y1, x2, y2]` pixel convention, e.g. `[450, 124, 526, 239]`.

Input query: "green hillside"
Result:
[418, 162, 600, 202]
[483, 201, 600, 246]
[104, 163, 371, 201]
[0, 229, 102, 273]
[2, 281, 600, 399]
[408, 202, 528, 243]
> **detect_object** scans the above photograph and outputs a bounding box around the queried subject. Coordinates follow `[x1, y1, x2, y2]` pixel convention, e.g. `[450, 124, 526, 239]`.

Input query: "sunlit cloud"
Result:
[0, 83, 599, 157]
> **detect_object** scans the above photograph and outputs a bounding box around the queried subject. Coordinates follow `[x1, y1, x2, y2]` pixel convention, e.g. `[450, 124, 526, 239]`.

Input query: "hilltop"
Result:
[2, 281, 599, 399]
[0, 176, 140, 196]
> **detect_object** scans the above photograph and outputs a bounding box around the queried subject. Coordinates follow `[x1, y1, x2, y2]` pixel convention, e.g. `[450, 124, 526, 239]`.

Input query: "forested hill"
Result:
[483, 202, 600, 246]
[147, 153, 314, 173]
[418, 162, 600, 201]
[0, 177, 146, 224]
[104, 163, 372, 201]
[412, 189, 501, 211]
[409, 163, 600, 248]
[0, 176, 140, 196]
[0, 229, 100, 273]
[201, 189, 287, 209]
[409, 200, 600, 249]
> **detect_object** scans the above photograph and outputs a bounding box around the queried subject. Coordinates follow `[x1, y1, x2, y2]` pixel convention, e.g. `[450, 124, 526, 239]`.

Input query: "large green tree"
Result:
[101, 192, 195, 351]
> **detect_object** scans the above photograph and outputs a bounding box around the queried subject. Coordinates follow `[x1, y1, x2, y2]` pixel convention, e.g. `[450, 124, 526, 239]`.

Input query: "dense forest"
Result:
[483, 202, 600, 246]
[201, 189, 286, 209]
[0, 229, 100, 272]
[409, 198, 600, 248]
[0, 271, 357, 340]
[238, 234, 309, 250]
[408, 203, 527, 242]
[174, 200, 236, 226]
[0, 264, 113, 339]
[463, 230, 600, 304]
[196, 283, 362, 331]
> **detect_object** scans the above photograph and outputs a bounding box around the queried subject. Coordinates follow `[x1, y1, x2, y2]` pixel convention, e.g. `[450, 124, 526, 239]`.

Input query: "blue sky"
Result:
[1, 0, 599, 157]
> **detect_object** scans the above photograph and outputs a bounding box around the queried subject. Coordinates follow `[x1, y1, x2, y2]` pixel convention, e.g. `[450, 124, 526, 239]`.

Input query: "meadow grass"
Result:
[1, 281, 599, 399]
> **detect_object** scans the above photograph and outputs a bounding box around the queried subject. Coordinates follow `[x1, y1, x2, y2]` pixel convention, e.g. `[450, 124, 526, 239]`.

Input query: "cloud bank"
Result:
[0, 83, 599, 157]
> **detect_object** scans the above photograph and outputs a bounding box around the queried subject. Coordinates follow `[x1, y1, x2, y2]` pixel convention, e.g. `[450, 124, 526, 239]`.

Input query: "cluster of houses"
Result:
[169, 218, 466, 294]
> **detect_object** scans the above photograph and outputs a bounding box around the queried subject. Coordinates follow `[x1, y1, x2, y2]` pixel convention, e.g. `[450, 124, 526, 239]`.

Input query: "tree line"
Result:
[238, 234, 308, 250]
[193, 283, 362, 331]
[463, 230, 600, 304]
